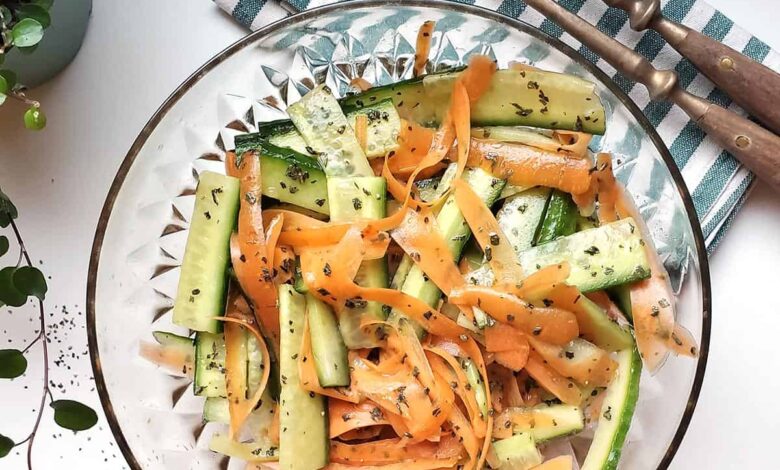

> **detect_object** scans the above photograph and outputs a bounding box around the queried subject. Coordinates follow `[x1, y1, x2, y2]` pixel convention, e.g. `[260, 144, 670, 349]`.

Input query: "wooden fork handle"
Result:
[656, 19, 780, 135]
[672, 88, 780, 192]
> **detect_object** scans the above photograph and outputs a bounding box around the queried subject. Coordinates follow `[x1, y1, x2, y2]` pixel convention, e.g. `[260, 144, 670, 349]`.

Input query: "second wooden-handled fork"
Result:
[603, 0, 780, 136]
[524, 0, 780, 194]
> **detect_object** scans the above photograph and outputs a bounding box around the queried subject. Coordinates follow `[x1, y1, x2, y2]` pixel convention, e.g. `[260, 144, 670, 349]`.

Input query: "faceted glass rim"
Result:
[86, 1, 712, 468]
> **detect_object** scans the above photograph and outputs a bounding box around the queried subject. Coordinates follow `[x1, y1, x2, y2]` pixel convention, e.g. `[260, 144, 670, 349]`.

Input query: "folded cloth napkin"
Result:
[214, 0, 779, 252]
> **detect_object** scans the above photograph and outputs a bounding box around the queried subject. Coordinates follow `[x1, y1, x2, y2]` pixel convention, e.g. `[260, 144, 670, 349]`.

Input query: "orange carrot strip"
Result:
[613, 183, 694, 369]
[391, 206, 465, 296]
[330, 436, 461, 465]
[493, 348, 530, 372]
[466, 139, 593, 194]
[553, 131, 593, 158]
[453, 178, 523, 289]
[138, 342, 193, 378]
[226, 150, 280, 345]
[450, 80, 471, 183]
[350, 77, 373, 92]
[525, 353, 582, 405]
[298, 228, 466, 337]
[218, 314, 271, 439]
[355, 114, 369, 152]
[595, 153, 618, 223]
[329, 400, 390, 439]
[413, 21, 435, 77]
[515, 263, 571, 301]
[425, 347, 482, 432]
[531, 456, 574, 470]
[448, 287, 579, 345]
[325, 458, 460, 470]
[484, 322, 527, 353]
[458, 55, 498, 105]
[527, 337, 616, 387]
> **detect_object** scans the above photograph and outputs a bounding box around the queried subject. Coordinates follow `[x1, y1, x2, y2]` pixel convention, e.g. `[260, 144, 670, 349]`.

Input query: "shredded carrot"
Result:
[528, 337, 616, 387]
[355, 114, 369, 152]
[391, 205, 465, 296]
[515, 263, 571, 300]
[612, 182, 699, 368]
[330, 435, 462, 465]
[530, 456, 574, 470]
[553, 131, 593, 158]
[449, 287, 579, 345]
[525, 353, 582, 405]
[268, 404, 280, 445]
[453, 178, 523, 289]
[493, 348, 530, 372]
[326, 458, 460, 470]
[138, 341, 193, 378]
[217, 314, 271, 439]
[226, 150, 280, 346]
[350, 77, 373, 92]
[413, 21, 435, 77]
[484, 322, 527, 353]
[329, 400, 390, 439]
[457, 55, 498, 105]
[594, 153, 618, 223]
[465, 139, 593, 194]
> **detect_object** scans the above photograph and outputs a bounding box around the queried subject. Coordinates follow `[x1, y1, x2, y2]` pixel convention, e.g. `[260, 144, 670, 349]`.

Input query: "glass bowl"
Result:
[87, 1, 711, 468]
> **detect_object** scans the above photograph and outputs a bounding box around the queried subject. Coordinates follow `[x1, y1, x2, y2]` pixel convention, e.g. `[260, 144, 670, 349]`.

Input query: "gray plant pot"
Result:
[3, 0, 92, 88]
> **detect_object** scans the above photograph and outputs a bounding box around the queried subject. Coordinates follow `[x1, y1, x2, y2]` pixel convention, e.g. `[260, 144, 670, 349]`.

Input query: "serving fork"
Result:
[603, 0, 780, 135]
[525, 0, 780, 193]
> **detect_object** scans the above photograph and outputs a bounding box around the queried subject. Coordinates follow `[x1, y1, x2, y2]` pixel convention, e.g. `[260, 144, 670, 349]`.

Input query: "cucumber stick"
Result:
[173, 171, 239, 333]
[497, 187, 552, 254]
[306, 294, 349, 387]
[392, 168, 505, 319]
[194, 332, 227, 398]
[278, 285, 328, 470]
[341, 68, 606, 134]
[327, 176, 389, 349]
[582, 347, 641, 470]
[288, 84, 373, 178]
[519, 218, 651, 293]
[290, 86, 388, 350]
[492, 432, 543, 470]
[240, 99, 401, 159]
[534, 190, 578, 245]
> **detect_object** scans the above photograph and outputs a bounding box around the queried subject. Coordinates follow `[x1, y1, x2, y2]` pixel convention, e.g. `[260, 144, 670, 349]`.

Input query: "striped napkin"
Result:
[214, 0, 780, 252]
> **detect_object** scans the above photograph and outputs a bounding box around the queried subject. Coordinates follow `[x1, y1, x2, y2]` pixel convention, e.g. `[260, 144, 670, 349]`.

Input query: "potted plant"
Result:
[0, 0, 91, 130]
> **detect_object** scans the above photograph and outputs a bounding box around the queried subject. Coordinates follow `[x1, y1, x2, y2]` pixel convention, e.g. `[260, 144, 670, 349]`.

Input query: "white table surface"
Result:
[0, 0, 778, 468]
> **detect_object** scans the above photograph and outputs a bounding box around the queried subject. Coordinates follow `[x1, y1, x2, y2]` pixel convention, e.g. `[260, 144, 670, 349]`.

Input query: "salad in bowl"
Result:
[139, 22, 698, 470]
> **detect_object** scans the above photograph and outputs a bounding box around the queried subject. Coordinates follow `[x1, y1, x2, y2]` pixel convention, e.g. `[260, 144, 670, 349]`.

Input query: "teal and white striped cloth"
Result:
[214, 0, 779, 252]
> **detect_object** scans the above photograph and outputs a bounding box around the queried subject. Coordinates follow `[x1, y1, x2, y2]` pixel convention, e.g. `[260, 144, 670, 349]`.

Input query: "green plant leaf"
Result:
[16, 5, 51, 28]
[0, 6, 12, 27]
[0, 434, 12, 458]
[50, 400, 98, 432]
[11, 18, 44, 48]
[32, 0, 54, 10]
[0, 70, 17, 90]
[0, 187, 18, 228]
[0, 349, 27, 378]
[0, 236, 8, 257]
[0, 267, 26, 307]
[0, 93, 5, 106]
[0, 75, 6, 95]
[12, 266, 47, 300]
[24, 106, 46, 130]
